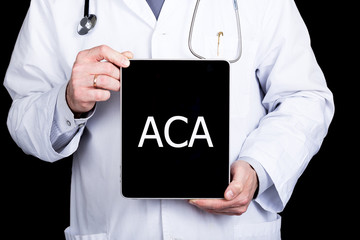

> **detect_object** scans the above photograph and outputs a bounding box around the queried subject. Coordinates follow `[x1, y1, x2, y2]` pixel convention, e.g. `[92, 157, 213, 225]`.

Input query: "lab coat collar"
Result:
[122, 0, 182, 29]
[122, 0, 156, 28]
[156, 0, 180, 23]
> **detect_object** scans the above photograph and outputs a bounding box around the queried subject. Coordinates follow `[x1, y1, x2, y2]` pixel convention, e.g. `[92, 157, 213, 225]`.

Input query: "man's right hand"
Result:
[66, 45, 133, 116]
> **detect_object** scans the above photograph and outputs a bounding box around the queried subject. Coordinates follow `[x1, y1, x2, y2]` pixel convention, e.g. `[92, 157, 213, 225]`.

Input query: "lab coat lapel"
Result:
[122, 0, 156, 28]
[156, 0, 182, 22]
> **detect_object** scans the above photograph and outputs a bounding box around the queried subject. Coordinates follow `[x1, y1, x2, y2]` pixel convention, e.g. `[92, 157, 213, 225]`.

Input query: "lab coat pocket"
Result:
[64, 227, 108, 240]
[234, 216, 281, 240]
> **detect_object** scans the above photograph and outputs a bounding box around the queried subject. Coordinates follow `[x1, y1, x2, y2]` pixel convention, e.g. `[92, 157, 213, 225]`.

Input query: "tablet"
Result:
[121, 59, 230, 199]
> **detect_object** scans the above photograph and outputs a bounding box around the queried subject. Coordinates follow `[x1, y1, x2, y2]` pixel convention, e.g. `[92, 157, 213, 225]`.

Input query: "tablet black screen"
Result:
[121, 60, 229, 198]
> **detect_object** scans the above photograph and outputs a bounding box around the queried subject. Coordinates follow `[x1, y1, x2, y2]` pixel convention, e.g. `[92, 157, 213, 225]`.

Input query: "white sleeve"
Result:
[50, 83, 95, 155]
[241, 157, 273, 198]
[239, 0, 334, 212]
[4, 0, 85, 162]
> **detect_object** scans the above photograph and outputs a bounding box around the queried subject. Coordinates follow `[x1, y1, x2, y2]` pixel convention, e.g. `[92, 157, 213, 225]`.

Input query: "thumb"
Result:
[224, 160, 248, 201]
[224, 178, 243, 201]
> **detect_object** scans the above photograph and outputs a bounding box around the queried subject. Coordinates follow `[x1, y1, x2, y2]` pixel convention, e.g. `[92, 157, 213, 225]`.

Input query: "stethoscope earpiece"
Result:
[77, 14, 97, 35]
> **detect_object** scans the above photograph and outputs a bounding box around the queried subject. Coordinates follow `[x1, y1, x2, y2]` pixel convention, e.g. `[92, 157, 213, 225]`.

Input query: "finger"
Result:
[191, 198, 249, 216]
[83, 89, 111, 103]
[206, 206, 247, 216]
[93, 75, 120, 91]
[89, 62, 120, 80]
[189, 199, 232, 211]
[121, 51, 134, 60]
[66, 88, 110, 113]
[80, 45, 131, 68]
[72, 61, 120, 83]
[87, 45, 129, 67]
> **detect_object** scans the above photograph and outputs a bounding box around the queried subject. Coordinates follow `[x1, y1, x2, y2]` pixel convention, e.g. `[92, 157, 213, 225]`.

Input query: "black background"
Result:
[0, 1, 356, 239]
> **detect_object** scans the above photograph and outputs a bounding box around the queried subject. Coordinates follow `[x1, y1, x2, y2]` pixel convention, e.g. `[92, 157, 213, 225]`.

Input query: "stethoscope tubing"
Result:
[188, 0, 242, 63]
[79, 0, 242, 63]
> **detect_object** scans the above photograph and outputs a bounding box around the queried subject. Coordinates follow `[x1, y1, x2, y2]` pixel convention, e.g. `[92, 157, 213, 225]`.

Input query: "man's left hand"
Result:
[189, 160, 258, 216]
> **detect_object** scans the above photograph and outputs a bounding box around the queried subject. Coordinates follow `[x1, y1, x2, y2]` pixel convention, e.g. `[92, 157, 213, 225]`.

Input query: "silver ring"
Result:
[93, 74, 98, 88]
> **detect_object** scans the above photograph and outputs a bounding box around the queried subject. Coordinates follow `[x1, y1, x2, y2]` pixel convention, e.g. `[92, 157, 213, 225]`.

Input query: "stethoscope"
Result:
[77, 0, 97, 35]
[77, 0, 242, 63]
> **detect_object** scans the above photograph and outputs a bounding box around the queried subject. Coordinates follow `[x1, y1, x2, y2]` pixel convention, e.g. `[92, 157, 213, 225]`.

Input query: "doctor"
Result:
[4, 0, 334, 239]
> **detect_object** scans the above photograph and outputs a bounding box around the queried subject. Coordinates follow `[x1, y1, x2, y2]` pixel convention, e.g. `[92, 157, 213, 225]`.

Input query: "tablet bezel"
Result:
[120, 59, 230, 199]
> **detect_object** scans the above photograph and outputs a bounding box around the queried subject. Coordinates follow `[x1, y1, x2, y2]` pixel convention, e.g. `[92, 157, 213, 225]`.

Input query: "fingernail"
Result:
[122, 58, 130, 67]
[226, 190, 234, 200]
[189, 200, 197, 205]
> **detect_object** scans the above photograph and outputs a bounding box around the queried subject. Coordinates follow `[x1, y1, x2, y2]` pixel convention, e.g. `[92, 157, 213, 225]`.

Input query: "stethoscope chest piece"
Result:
[77, 14, 97, 35]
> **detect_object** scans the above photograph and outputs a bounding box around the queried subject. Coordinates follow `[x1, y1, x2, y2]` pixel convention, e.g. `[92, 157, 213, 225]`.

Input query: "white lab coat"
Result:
[4, 0, 334, 239]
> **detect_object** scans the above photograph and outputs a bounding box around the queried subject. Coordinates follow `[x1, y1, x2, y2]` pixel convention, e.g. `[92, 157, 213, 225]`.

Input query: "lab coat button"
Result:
[66, 120, 71, 126]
